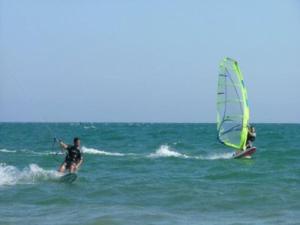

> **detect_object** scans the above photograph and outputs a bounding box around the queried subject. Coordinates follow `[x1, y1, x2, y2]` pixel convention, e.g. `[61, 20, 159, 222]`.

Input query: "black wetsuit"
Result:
[246, 131, 256, 148]
[247, 132, 256, 142]
[65, 145, 82, 168]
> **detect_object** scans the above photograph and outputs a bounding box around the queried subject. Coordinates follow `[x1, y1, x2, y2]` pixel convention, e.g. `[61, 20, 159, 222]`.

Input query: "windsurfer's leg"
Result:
[249, 141, 252, 148]
[58, 162, 67, 173]
[246, 141, 252, 149]
[69, 163, 77, 173]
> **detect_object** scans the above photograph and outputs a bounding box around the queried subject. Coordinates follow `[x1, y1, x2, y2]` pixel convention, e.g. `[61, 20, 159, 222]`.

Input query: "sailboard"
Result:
[216, 57, 255, 158]
[233, 147, 256, 159]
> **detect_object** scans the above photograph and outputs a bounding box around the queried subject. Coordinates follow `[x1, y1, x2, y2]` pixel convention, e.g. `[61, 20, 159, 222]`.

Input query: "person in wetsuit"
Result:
[246, 126, 256, 149]
[58, 137, 83, 173]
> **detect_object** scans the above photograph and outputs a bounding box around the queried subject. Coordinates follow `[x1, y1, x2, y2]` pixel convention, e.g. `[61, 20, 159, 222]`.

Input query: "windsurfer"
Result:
[246, 126, 256, 149]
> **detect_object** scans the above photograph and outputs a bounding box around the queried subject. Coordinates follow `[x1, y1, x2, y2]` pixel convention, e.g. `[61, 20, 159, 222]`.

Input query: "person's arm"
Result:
[76, 158, 83, 169]
[59, 140, 69, 150]
[248, 130, 256, 138]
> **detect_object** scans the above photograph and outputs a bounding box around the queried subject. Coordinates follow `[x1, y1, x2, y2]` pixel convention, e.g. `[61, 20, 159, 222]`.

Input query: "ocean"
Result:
[0, 123, 299, 225]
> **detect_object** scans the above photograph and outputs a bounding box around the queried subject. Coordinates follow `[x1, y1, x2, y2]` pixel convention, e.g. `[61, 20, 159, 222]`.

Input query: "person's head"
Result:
[73, 137, 80, 147]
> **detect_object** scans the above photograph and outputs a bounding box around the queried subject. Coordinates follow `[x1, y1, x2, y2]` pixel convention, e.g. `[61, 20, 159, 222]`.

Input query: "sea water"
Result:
[0, 123, 299, 225]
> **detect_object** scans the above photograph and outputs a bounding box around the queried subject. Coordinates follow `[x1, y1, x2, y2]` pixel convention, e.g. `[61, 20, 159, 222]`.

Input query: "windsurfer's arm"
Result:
[76, 157, 83, 169]
[249, 131, 256, 138]
[58, 141, 69, 150]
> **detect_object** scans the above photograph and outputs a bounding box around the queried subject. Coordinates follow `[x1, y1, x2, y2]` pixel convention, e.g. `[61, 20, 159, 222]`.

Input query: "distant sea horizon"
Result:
[1, 121, 299, 124]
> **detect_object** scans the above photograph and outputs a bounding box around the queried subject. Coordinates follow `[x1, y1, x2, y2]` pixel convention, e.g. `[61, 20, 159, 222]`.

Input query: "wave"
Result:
[196, 152, 233, 160]
[0, 146, 233, 160]
[83, 125, 97, 130]
[0, 147, 127, 157]
[0, 163, 61, 186]
[0, 148, 47, 156]
[148, 145, 233, 160]
[81, 146, 125, 156]
[148, 145, 190, 158]
[0, 149, 16, 153]
[20, 150, 61, 156]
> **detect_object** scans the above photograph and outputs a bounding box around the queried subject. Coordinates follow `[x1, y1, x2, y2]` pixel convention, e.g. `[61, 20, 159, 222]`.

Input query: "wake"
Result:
[148, 145, 233, 160]
[148, 145, 189, 158]
[81, 146, 126, 156]
[0, 163, 61, 186]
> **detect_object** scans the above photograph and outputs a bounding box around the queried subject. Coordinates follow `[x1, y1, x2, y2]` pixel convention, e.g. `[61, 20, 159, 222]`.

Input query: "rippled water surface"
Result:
[0, 123, 299, 225]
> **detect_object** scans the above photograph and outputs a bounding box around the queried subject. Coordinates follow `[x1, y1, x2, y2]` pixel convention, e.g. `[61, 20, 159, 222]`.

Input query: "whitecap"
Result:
[148, 145, 189, 158]
[0, 149, 16, 153]
[81, 146, 125, 156]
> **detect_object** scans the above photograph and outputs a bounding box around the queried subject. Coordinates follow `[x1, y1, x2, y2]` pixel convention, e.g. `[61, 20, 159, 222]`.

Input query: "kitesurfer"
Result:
[246, 126, 256, 149]
[57, 137, 83, 173]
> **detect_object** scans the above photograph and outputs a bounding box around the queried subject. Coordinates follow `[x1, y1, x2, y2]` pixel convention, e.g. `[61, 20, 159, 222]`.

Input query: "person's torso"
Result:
[66, 146, 81, 162]
[248, 132, 256, 141]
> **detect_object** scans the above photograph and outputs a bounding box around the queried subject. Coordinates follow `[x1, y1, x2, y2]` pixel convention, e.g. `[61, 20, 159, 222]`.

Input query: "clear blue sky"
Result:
[1, 0, 299, 123]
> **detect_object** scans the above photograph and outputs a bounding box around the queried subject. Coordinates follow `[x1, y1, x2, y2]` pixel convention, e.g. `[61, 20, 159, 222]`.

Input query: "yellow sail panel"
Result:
[217, 57, 250, 150]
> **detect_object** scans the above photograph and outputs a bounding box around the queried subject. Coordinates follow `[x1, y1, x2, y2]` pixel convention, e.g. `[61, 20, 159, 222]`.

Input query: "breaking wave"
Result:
[0, 163, 61, 186]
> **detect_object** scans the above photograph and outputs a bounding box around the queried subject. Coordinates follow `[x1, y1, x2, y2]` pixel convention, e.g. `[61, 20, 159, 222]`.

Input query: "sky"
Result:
[0, 0, 300, 123]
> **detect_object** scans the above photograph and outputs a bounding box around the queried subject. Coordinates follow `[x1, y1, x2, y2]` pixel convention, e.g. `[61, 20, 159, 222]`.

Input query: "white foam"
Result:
[0, 163, 61, 186]
[0, 149, 16, 153]
[83, 125, 96, 130]
[0, 148, 47, 155]
[81, 146, 125, 156]
[196, 152, 233, 160]
[48, 151, 65, 155]
[148, 145, 189, 158]
[148, 145, 233, 160]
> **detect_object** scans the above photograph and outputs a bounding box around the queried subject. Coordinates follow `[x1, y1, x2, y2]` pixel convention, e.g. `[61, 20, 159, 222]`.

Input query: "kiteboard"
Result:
[233, 147, 256, 159]
[60, 173, 77, 183]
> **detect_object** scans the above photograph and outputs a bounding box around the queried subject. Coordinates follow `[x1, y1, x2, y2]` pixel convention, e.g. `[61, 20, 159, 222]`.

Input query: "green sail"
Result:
[217, 57, 250, 150]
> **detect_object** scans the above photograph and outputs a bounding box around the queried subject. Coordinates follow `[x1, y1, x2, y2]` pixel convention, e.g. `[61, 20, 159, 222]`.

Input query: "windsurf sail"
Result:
[217, 57, 250, 151]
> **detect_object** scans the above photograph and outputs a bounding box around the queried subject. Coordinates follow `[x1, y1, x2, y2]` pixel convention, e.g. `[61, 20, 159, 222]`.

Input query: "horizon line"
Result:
[1, 121, 299, 124]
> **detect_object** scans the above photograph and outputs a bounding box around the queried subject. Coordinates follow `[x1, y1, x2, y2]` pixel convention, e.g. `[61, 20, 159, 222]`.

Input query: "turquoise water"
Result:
[0, 123, 299, 225]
